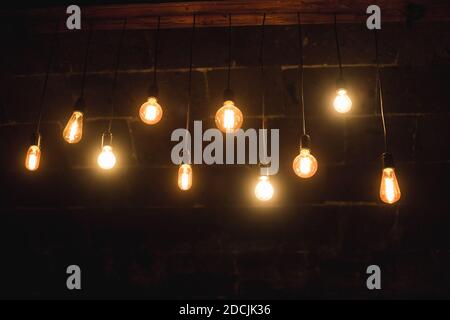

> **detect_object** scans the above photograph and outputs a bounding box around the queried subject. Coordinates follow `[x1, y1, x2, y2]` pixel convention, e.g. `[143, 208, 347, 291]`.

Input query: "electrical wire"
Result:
[108, 19, 127, 133]
[36, 20, 60, 134]
[297, 12, 306, 137]
[152, 16, 161, 85]
[259, 13, 267, 165]
[186, 14, 196, 132]
[79, 21, 94, 99]
[226, 13, 232, 90]
[259, 13, 266, 131]
[333, 13, 343, 79]
[375, 29, 388, 152]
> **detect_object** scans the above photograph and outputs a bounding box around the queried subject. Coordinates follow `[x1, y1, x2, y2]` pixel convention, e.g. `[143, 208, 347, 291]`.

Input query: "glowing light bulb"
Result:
[97, 133, 116, 170]
[63, 111, 84, 143]
[178, 164, 193, 191]
[380, 168, 401, 204]
[333, 88, 352, 113]
[139, 97, 163, 125]
[97, 146, 116, 170]
[215, 100, 243, 133]
[25, 145, 41, 171]
[293, 148, 318, 178]
[255, 175, 274, 201]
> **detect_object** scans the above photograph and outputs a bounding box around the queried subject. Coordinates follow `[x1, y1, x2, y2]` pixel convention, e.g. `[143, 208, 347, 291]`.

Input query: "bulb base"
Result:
[148, 84, 159, 98]
[101, 132, 113, 147]
[259, 163, 270, 176]
[336, 77, 346, 90]
[74, 97, 85, 112]
[300, 134, 311, 150]
[30, 132, 41, 147]
[381, 152, 395, 169]
[223, 88, 235, 102]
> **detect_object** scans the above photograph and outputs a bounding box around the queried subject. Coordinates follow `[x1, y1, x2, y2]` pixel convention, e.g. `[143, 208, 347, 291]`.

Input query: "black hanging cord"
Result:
[186, 15, 196, 132]
[259, 13, 266, 131]
[297, 12, 306, 137]
[226, 13, 232, 90]
[36, 20, 60, 134]
[108, 19, 127, 133]
[375, 29, 388, 152]
[152, 16, 161, 86]
[333, 13, 343, 79]
[79, 21, 94, 100]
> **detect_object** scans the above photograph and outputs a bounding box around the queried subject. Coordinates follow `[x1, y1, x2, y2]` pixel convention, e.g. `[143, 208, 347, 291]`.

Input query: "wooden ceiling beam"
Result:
[1, 0, 450, 31]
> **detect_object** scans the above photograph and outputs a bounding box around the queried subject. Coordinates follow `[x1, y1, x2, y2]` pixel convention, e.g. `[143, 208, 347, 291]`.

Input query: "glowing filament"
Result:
[255, 175, 274, 201]
[25, 145, 41, 171]
[380, 168, 401, 204]
[333, 89, 352, 113]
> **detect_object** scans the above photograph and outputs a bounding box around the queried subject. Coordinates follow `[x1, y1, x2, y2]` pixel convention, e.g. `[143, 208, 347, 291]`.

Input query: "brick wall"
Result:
[0, 21, 449, 298]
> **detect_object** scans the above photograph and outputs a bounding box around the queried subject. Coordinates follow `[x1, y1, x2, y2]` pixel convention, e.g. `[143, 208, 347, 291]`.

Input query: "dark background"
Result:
[0, 1, 449, 299]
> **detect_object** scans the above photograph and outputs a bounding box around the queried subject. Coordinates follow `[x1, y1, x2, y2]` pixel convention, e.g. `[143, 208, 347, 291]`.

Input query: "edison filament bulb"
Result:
[255, 175, 274, 201]
[25, 133, 41, 171]
[97, 133, 116, 170]
[63, 111, 84, 143]
[292, 135, 318, 178]
[379, 153, 401, 204]
[178, 164, 193, 191]
[215, 100, 243, 133]
[333, 88, 352, 113]
[293, 148, 318, 178]
[139, 96, 163, 125]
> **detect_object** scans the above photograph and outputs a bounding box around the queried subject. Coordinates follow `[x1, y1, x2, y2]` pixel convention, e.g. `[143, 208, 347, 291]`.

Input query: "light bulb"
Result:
[215, 100, 243, 133]
[139, 97, 163, 125]
[255, 175, 274, 201]
[333, 88, 352, 113]
[25, 145, 41, 171]
[63, 111, 84, 143]
[380, 168, 401, 204]
[178, 164, 193, 191]
[97, 145, 116, 170]
[97, 133, 116, 170]
[293, 148, 318, 178]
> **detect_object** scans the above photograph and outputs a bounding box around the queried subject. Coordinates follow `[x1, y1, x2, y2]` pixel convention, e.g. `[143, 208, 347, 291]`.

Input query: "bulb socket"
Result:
[336, 77, 346, 91]
[30, 132, 41, 147]
[381, 152, 395, 169]
[101, 132, 113, 147]
[223, 88, 235, 102]
[300, 134, 311, 150]
[74, 97, 85, 112]
[259, 163, 270, 176]
[148, 83, 159, 98]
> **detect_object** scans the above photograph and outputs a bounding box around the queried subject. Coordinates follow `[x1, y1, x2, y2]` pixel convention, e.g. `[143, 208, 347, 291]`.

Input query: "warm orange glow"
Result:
[97, 145, 116, 170]
[63, 111, 84, 143]
[25, 145, 41, 171]
[139, 97, 163, 125]
[292, 148, 318, 178]
[380, 167, 401, 204]
[215, 100, 243, 133]
[333, 88, 352, 113]
[178, 164, 193, 191]
[255, 175, 274, 201]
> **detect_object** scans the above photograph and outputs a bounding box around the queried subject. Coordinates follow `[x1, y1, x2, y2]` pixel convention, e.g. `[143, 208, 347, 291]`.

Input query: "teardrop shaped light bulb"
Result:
[63, 111, 84, 143]
[380, 167, 401, 204]
[178, 164, 193, 191]
[292, 148, 318, 178]
[25, 145, 41, 171]
[139, 97, 163, 125]
[333, 88, 352, 113]
[215, 100, 243, 133]
[255, 175, 274, 201]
